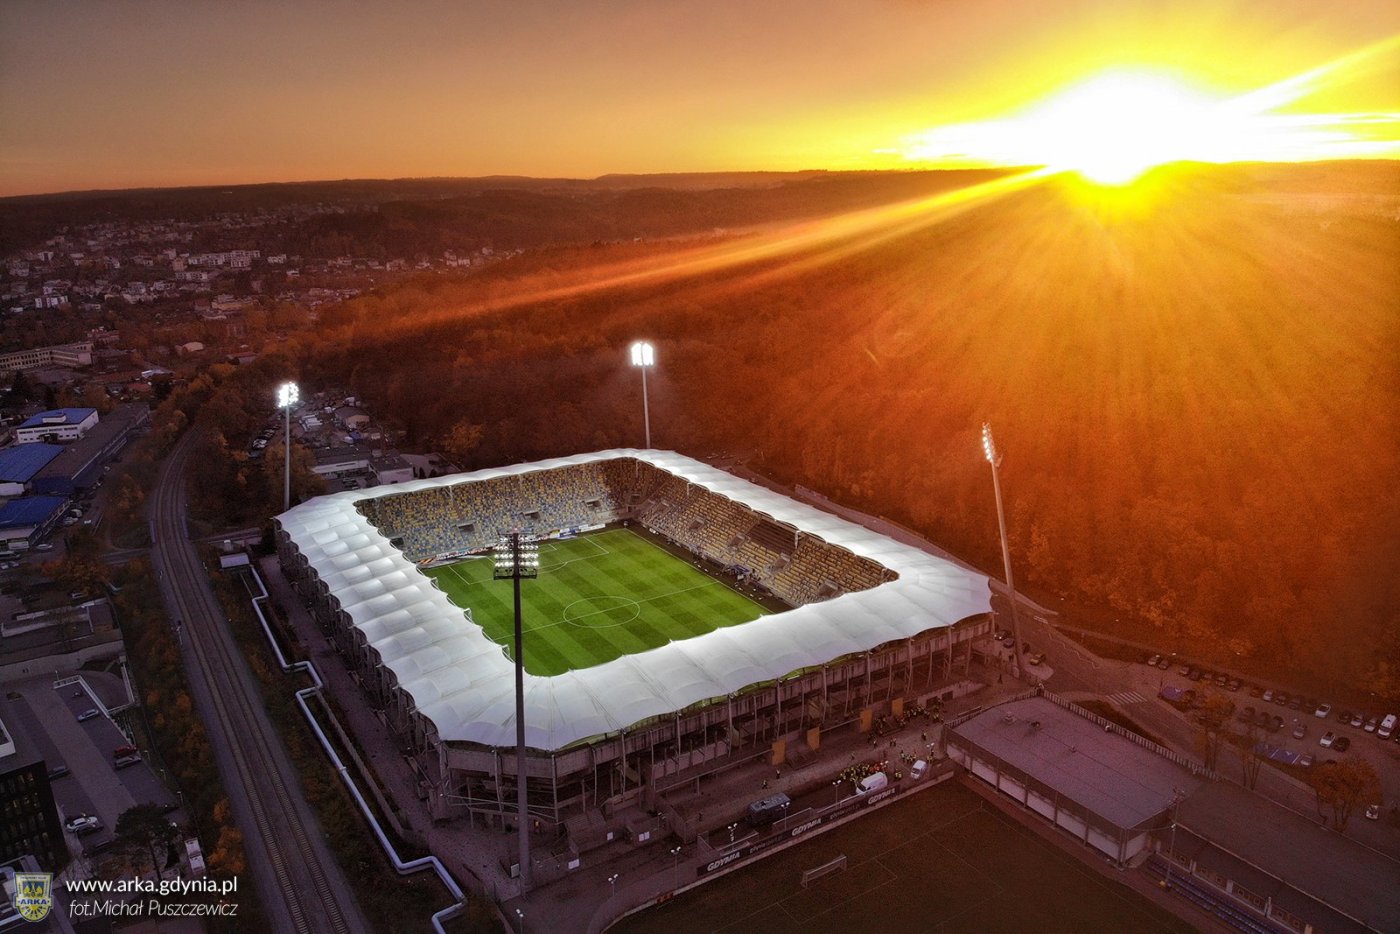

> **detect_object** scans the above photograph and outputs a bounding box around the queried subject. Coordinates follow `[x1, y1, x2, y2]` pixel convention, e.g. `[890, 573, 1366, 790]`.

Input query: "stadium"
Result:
[274, 450, 994, 830]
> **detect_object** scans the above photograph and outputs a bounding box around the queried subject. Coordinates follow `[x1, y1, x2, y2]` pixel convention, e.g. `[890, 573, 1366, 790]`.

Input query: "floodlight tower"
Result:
[494, 530, 539, 886]
[982, 423, 1026, 680]
[629, 340, 655, 448]
[277, 382, 299, 512]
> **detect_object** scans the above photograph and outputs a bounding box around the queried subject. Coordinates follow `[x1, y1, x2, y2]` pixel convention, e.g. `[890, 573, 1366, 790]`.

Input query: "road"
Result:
[149, 429, 369, 934]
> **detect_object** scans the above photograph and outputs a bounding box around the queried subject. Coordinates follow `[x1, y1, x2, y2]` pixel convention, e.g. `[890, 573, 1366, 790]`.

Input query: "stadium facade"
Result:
[275, 450, 994, 827]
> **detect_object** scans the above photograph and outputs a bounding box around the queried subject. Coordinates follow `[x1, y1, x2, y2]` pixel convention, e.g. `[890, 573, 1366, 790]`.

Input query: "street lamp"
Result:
[1164, 787, 1186, 890]
[832, 779, 841, 806]
[514, 908, 525, 934]
[670, 844, 682, 884]
[981, 423, 1025, 680]
[277, 382, 299, 512]
[727, 821, 739, 844]
[607, 872, 620, 901]
[495, 531, 540, 886]
[629, 340, 655, 448]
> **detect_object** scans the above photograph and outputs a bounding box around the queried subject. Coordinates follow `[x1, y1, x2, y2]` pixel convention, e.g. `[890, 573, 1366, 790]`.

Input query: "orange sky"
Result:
[1, 0, 1396, 196]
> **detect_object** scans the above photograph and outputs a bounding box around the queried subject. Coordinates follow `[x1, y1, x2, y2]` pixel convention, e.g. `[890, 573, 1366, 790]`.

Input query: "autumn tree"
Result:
[1192, 689, 1233, 773]
[115, 803, 182, 881]
[1309, 759, 1382, 831]
[440, 420, 484, 469]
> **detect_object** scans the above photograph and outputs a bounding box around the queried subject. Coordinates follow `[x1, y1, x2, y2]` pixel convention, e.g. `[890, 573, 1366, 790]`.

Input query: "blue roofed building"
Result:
[15, 408, 98, 445]
[0, 496, 66, 552]
[0, 444, 63, 497]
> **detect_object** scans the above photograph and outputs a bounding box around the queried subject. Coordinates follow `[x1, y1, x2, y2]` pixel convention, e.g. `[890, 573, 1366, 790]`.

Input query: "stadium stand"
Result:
[277, 449, 995, 829]
[354, 456, 889, 604]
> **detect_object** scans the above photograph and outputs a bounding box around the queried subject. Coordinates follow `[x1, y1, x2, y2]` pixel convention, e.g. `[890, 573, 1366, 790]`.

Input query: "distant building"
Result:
[30, 404, 149, 497]
[0, 342, 94, 374]
[370, 453, 413, 486]
[0, 496, 66, 551]
[0, 704, 67, 874]
[15, 409, 98, 445]
[334, 406, 370, 430]
[0, 444, 63, 497]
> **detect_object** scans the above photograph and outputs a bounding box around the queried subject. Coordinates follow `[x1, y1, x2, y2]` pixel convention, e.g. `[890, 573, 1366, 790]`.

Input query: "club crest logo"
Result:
[13, 872, 53, 922]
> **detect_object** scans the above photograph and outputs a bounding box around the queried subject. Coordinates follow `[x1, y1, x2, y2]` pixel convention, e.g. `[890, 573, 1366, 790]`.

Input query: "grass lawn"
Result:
[424, 528, 770, 676]
[616, 781, 1196, 934]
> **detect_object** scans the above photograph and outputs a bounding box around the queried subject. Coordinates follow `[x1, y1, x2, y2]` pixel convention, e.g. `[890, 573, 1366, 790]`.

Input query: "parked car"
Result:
[1349, 712, 1365, 728]
[76, 708, 99, 722]
[1214, 673, 1229, 687]
[65, 815, 101, 834]
[1292, 723, 1307, 740]
[1365, 804, 1381, 821]
[1147, 654, 1162, 667]
[1027, 652, 1047, 666]
[1334, 736, 1351, 752]
[1156, 656, 1171, 670]
[1226, 678, 1242, 692]
[1288, 697, 1302, 711]
[1363, 717, 1379, 733]
[1262, 689, 1275, 703]
[1314, 703, 1332, 719]
[1179, 663, 1193, 676]
[113, 744, 137, 757]
[1268, 715, 1284, 733]
[1336, 708, 1353, 724]
[47, 765, 70, 779]
[1319, 731, 1336, 748]
[1298, 753, 1314, 768]
[113, 754, 142, 769]
[1274, 691, 1290, 706]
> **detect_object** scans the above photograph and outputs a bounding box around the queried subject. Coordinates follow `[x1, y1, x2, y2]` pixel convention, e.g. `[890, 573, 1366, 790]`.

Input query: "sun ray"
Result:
[898, 36, 1400, 184]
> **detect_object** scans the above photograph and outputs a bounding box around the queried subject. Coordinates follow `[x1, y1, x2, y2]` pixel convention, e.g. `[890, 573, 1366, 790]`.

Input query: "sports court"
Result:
[616, 781, 1194, 934]
[425, 528, 771, 676]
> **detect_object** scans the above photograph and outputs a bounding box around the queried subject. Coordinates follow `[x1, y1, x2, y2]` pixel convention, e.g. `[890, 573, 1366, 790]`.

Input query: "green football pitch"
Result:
[423, 528, 770, 676]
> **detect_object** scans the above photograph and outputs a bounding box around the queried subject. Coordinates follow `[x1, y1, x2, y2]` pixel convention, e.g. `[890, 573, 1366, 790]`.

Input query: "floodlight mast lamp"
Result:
[629, 341, 655, 449]
[982, 423, 1026, 681]
[278, 382, 299, 513]
[494, 530, 539, 886]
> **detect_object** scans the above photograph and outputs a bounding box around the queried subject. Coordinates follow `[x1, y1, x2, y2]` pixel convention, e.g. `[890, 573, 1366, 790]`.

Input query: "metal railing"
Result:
[243, 563, 467, 933]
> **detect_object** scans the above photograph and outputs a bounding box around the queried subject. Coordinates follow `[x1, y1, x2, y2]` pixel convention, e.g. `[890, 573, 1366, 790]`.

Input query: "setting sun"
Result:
[900, 42, 1400, 185]
[1026, 72, 1228, 183]
[899, 69, 1243, 183]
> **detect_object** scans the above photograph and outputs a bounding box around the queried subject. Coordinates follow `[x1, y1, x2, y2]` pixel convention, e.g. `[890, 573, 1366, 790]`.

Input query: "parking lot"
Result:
[4, 672, 181, 864]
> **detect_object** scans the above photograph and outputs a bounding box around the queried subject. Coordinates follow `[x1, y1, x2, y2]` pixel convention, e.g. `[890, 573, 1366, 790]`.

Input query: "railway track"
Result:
[150, 431, 365, 934]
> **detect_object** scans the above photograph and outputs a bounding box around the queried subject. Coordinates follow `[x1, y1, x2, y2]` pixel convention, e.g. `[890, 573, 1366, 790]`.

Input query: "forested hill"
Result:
[300, 161, 1400, 696]
[0, 169, 1010, 256]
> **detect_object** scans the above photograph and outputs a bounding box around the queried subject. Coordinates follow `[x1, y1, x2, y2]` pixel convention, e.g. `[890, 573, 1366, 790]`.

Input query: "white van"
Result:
[856, 772, 889, 795]
[1380, 714, 1398, 739]
[910, 759, 929, 780]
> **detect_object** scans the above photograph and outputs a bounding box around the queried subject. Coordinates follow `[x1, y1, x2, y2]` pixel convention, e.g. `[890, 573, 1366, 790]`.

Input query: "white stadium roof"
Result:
[277, 450, 992, 751]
